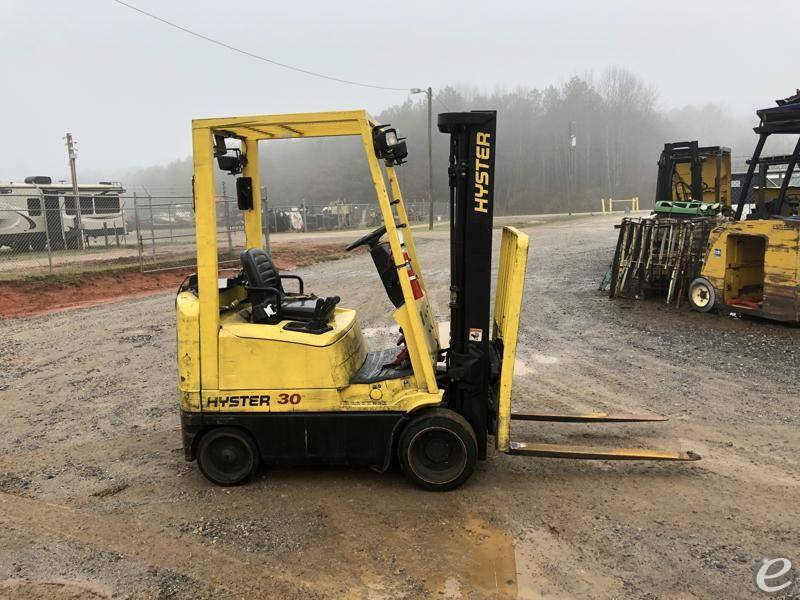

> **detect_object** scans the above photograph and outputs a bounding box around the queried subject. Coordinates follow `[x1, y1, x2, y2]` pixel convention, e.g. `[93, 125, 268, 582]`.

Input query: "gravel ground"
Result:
[0, 214, 798, 599]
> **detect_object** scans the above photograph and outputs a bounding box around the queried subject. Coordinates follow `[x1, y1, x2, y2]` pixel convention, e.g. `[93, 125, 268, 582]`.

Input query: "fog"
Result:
[3, 0, 798, 205]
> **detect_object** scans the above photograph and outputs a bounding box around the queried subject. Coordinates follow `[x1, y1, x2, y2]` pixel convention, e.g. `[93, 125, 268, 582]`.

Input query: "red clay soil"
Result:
[0, 242, 355, 318]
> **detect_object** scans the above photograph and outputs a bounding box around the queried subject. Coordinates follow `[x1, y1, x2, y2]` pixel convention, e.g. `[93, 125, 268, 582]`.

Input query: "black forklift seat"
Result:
[240, 248, 339, 326]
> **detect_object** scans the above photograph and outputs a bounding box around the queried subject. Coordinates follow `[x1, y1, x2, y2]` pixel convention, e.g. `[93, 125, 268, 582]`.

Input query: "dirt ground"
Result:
[0, 214, 798, 599]
[0, 242, 355, 317]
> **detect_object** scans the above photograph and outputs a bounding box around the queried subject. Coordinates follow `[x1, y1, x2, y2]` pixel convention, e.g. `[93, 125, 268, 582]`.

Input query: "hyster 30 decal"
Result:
[203, 393, 303, 409]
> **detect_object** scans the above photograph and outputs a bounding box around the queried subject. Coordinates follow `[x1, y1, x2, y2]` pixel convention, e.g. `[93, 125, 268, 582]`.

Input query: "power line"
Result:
[110, 0, 409, 92]
[435, 96, 452, 112]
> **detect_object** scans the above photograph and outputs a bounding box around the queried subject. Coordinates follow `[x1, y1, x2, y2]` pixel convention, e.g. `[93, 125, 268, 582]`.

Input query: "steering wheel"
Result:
[345, 225, 386, 251]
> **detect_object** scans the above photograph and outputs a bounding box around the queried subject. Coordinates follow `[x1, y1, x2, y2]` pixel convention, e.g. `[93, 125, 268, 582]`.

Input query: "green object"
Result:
[599, 265, 613, 291]
[654, 200, 721, 217]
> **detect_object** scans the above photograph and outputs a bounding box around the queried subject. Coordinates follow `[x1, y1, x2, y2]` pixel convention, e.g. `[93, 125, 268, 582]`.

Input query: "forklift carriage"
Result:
[178, 109, 698, 491]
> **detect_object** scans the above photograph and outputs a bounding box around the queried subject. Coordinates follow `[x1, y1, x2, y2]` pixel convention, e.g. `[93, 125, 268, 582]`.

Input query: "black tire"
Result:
[197, 427, 260, 486]
[688, 277, 716, 313]
[398, 408, 477, 492]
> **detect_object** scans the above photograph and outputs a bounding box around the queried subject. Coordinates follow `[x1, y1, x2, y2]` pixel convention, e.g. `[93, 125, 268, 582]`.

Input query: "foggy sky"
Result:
[3, 0, 798, 181]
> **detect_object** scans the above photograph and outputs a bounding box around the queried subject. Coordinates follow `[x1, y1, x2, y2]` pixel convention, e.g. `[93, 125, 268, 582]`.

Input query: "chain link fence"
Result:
[0, 192, 447, 279]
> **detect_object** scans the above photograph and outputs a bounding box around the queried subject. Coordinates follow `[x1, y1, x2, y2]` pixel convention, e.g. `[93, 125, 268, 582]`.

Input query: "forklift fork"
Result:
[493, 226, 700, 463]
[510, 411, 667, 423]
[507, 441, 700, 461]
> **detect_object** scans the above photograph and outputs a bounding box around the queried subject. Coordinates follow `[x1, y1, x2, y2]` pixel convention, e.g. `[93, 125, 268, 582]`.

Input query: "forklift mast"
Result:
[656, 141, 703, 202]
[655, 142, 731, 204]
[437, 111, 698, 464]
[438, 111, 497, 458]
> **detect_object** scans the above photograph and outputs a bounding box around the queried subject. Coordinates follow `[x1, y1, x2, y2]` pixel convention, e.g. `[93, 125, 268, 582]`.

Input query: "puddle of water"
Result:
[436, 516, 518, 598]
[341, 513, 517, 598]
[514, 537, 546, 600]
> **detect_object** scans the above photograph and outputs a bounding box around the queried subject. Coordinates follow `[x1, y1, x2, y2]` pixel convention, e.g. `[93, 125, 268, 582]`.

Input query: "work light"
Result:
[372, 125, 408, 167]
[214, 134, 247, 175]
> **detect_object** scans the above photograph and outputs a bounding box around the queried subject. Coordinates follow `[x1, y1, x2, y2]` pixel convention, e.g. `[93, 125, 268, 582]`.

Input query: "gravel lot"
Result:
[0, 214, 798, 599]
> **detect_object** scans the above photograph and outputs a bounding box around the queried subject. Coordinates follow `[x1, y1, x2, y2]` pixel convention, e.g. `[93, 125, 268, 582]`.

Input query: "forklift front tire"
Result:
[197, 427, 260, 486]
[688, 277, 716, 313]
[398, 408, 477, 492]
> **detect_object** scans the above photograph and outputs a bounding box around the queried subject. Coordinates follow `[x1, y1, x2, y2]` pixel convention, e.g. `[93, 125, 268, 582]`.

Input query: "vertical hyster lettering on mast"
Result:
[474, 131, 491, 213]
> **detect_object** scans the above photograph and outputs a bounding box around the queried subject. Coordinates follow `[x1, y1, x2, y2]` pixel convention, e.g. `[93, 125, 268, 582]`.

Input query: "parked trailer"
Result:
[0, 177, 125, 251]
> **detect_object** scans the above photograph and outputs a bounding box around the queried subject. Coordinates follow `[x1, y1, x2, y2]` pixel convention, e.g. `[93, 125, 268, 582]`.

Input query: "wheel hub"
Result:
[408, 427, 468, 485]
[219, 447, 238, 465]
[206, 438, 250, 478]
[692, 286, 710, 306]
[425, 438, 452, 463]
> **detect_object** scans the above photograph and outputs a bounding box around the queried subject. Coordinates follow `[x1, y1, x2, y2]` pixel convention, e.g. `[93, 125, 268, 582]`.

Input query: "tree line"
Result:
[126, 67, 778, 214]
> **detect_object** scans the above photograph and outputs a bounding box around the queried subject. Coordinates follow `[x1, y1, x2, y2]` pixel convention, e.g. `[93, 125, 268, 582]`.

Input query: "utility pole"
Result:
[568, 121, 577, 216]
[260, 186, 270, 251]
[411, 87, 434, 230]
[65, 133, 85, 249]
[426, 87, 433, 230]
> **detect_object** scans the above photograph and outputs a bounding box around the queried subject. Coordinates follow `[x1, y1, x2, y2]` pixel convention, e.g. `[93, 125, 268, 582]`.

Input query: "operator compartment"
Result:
[207, 243, 364, 390]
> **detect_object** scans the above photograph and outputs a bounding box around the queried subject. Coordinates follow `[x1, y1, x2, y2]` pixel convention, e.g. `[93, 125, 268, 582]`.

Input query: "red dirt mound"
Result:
[0, 242, 354, 318]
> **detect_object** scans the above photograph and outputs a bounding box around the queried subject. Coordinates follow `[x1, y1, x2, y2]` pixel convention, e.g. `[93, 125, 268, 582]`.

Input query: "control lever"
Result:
[308, 296, 339, 329]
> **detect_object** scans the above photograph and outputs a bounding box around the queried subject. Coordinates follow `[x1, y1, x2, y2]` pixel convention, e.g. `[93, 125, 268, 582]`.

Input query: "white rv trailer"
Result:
[0, 176, 125, 251]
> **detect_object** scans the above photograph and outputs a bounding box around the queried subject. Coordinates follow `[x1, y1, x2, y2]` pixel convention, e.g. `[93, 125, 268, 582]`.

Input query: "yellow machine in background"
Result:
[654, 142, 732, 217]
[688, 92, 800, 322]
[177, 109, 698, 491]
[689, 220, 800, 321]
[736, 153, 800, 219]
[758, 186, 800, 211]
[606, 142, 732, 303]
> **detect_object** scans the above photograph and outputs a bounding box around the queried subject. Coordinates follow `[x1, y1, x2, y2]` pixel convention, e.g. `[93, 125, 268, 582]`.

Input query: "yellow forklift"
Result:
[603, 141, 732, 302]
[689, 92, 800, 322]
[177, 109, 698, 491]
[653, 142, 732, 218]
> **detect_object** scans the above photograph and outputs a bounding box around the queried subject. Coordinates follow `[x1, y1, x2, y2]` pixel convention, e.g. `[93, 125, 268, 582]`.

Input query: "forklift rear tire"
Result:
[197, 427, 260, 486]
[398, 408, 477, 492]
[688, 277, 716, 313]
